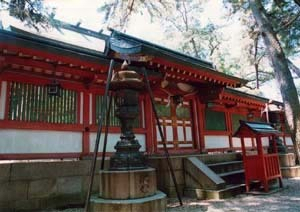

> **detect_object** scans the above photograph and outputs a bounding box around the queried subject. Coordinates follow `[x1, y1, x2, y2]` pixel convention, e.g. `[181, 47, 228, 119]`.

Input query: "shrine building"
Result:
[0, 20, 292, 160]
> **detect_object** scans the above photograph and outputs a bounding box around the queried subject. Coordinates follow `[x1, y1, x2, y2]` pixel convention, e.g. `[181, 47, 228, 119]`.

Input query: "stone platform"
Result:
[89, 168, 166, 212]
[89, 191, 166, 212]
[279, 153, 300, 178]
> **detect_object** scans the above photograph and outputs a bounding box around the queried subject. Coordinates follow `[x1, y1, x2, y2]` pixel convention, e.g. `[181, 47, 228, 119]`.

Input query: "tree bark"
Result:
[249, 0, 300, 163]
[288, 59, 300, 78]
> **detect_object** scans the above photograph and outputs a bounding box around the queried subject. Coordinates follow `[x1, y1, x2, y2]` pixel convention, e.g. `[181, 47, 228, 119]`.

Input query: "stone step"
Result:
[184, 184, 245, 200]
[208, 161, 243, 174]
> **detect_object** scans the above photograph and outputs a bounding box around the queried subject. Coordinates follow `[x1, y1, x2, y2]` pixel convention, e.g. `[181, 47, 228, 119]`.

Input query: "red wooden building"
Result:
[0, 20, 292, 160]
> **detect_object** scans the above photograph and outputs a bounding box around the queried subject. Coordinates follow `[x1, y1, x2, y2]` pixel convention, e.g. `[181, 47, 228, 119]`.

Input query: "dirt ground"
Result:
[42, 178, 300, 212]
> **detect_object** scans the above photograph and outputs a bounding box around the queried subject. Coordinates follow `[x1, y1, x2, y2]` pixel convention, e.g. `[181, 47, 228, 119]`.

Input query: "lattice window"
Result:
[205, 109, 226, 131]
[8, 82, 77, 124]
[232, 113, 247, 133]
[176, 106, 190, 119]
[155, 97, 194, 150]
[95, 95, 141, 128]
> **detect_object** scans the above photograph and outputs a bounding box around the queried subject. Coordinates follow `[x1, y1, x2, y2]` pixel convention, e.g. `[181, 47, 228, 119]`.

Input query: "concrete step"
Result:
[184, 157, 226, 190]
[184, 184, 245, 200]
[208, 161, 243, 174]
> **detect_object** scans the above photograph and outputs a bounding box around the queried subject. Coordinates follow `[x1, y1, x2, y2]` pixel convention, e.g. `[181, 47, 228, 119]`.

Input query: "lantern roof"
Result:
[234, 121, 281, 137]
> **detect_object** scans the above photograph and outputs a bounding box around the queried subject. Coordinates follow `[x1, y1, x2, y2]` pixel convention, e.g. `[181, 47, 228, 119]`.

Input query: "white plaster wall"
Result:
[80, 92, 83, 124]
[89, 133, 146, 152]
[178, 143, 193, 148]
[89, 94, 93, 125]
[157, 144, 174, 148]
[232, 137, 241, 148]
[204, 135, 230, 149]
[177, 126, 184, 141]
[261, 137, 269, 147]
[186, 126, 192, 141]
[0, 81, 7, 120]
[166, 126, 173, 141]
[232, 137, 255, 148]
[244, 138, 253, 147]
[156, 126, 161, 141]
[0, 130, 82, 153]
[285, 136, 293, 145]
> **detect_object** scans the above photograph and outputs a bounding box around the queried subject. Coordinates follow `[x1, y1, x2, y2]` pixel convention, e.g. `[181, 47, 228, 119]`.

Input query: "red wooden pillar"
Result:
[144, 94, 155, 154]
[191, 97, 200, 151]
[81, 89, 90, 157]
[226, 111, 233, 150]
[241, 137, 249, 192]
[196, 98, 205, 152]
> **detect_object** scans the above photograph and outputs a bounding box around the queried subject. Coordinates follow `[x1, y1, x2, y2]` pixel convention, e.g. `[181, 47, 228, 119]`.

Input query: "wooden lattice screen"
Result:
[8, 82, 78, 124]
[95, 95, 140, 128]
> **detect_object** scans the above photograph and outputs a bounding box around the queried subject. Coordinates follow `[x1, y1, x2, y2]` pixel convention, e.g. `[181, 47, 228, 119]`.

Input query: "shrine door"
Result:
[154, 97, 194, 151]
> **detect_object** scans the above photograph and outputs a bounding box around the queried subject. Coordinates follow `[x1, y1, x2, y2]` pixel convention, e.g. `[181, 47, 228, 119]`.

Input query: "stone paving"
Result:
[42, 178, 300, 212]
[167, 178, 300, 212]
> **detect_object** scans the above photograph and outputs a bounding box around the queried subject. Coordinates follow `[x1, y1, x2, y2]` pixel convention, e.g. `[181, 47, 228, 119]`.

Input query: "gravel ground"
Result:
[42, 178, 300, 212]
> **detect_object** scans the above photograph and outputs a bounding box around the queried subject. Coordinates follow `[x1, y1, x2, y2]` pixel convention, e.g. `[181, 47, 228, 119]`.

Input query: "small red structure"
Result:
[234, 121, 283, 192]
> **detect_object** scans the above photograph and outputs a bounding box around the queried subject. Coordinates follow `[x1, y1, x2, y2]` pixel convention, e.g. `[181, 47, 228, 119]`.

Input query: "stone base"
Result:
[99, 168, 157, 199]
[281, 166, 300, 178]
[279, 153, 295, 167]
[89, 191, 166, 212]
[279, 153, 300, 178]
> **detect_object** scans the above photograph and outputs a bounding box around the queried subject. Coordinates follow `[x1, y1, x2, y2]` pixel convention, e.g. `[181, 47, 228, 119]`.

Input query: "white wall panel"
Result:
[285, 136, 293, 145]
[245, 138, 253, 147]
[186, 127, 192, 141]
[0, 130, 82, 153]
[177, 126, 184, 141]
[166, 126, 173, 141]
[204, 135, 230, 149]
[156, 126, 161, 141]
[80, 92, 83, 124]
[157, 144, 174, 148]
[89, 133, 146, 152]
[89, 93, 93, 125]
[232, 137, 241, 148]
[0, 81, 7, 120]
[261, 137, 269, 147]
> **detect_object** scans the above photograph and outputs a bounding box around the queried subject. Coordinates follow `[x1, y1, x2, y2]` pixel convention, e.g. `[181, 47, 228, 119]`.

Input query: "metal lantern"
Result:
[108, 65, 147, 171]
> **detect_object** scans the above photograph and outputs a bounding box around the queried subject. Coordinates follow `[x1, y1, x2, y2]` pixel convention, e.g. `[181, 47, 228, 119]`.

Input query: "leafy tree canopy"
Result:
[0, 0, 55, 30]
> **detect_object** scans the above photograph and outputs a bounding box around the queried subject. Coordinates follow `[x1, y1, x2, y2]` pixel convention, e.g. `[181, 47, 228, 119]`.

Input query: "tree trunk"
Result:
[249, 0, 300, 163]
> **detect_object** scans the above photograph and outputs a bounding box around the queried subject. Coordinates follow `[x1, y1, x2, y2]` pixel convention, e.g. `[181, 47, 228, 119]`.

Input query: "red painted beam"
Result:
[3, 55, 105, 80]
[0, 43, 109, 72]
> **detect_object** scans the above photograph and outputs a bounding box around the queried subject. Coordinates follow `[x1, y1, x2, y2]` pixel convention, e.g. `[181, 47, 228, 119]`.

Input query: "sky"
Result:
[44, 0, 241, 50]
[1, 0, 299, 101]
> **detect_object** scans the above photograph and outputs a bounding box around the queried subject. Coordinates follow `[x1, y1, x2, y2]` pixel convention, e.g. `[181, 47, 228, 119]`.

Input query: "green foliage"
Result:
[267, 0, 300, 56]
[97, 0, 171, 30]
[225, 0, 300, 58]
[0, 0, 55, 30]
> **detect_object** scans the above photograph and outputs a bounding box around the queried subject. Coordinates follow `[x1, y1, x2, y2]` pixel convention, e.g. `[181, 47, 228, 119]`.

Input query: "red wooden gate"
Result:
[235, 121, 283, 192]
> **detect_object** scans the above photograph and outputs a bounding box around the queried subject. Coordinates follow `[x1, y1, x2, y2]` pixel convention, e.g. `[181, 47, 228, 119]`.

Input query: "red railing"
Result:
[264, 154, 281, 179]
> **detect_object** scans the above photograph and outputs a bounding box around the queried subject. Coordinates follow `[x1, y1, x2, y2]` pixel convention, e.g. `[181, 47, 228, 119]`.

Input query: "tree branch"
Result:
[276, 11, 300, 32]
[288, 59, 300, 78]
[294, 0, 300, 7]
